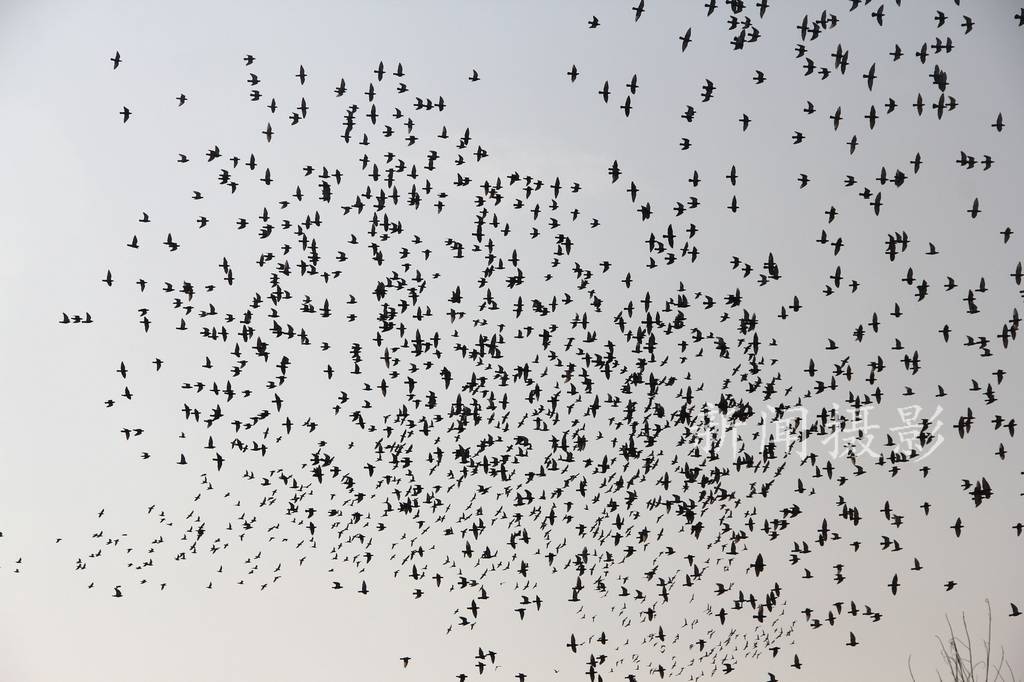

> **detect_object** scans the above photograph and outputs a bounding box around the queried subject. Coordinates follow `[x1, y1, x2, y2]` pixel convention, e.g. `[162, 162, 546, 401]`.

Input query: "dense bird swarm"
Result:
[34, 1, 1024, 680]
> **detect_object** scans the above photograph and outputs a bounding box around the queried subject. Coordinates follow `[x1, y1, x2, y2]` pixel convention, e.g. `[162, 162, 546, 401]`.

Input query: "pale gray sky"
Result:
[1, 1, 1022, 681]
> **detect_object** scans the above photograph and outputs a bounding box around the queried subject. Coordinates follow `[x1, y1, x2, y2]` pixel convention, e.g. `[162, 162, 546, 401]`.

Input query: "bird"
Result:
[679, 28, 692, 52]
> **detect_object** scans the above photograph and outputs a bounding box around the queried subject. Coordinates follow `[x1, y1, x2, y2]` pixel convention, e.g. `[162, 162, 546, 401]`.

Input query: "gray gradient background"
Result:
[1, 1, 1022, 680]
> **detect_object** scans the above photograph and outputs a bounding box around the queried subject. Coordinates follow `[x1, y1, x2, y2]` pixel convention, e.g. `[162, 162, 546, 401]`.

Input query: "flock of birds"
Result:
[27, 1, 1024, 680]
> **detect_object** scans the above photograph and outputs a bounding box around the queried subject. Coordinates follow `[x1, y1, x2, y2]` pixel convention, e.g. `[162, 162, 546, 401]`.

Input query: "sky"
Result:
[0, 1, 1022, 681]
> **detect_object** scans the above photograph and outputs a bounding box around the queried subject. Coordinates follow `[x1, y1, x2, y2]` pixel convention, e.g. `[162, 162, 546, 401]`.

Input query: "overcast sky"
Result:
[1, 1, 1022, 681]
